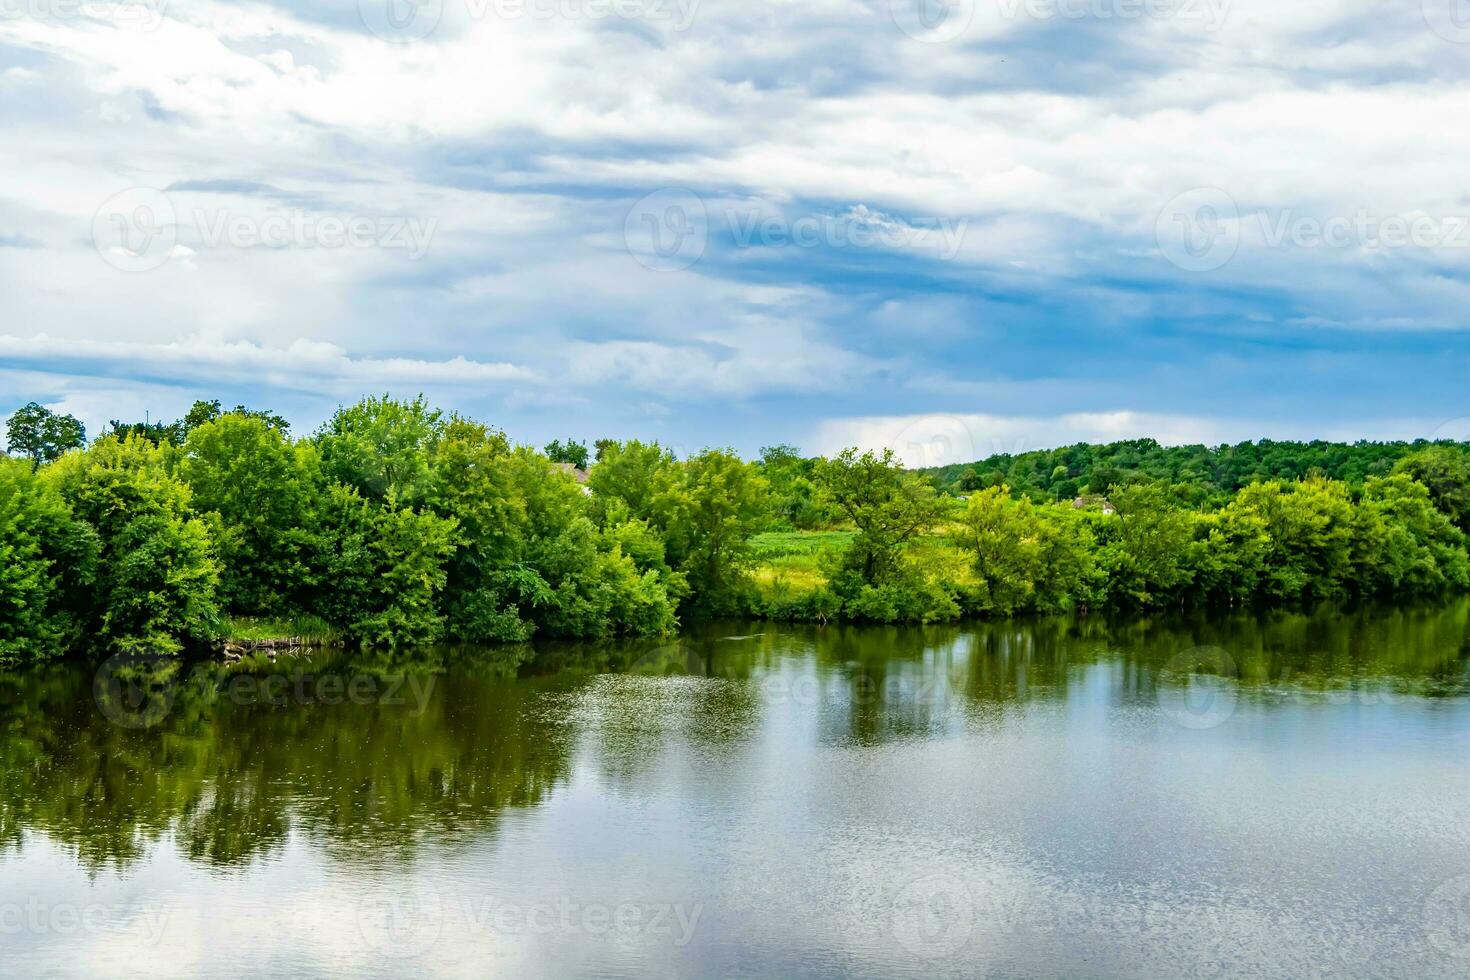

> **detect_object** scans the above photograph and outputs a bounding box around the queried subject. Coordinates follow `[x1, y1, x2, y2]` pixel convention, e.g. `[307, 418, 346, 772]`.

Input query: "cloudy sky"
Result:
[3, 0, 1469, 465]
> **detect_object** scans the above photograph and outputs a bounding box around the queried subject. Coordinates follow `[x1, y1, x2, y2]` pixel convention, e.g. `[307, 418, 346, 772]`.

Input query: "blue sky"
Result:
[2, 0, 1469, 466]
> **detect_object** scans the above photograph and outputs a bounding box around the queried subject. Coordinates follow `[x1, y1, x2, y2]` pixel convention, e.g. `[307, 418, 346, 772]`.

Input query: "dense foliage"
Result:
[3, 395, 1470, 663]
[923, 437, 1452, 505]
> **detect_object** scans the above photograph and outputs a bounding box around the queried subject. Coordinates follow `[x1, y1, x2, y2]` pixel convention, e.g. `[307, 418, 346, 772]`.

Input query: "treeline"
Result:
[3, 396, 1470, 663]
[922, 437, 1464, 505]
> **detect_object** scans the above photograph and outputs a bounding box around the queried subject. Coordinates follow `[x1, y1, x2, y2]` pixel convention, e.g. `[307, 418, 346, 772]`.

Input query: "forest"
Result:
[3, 395, 1470, 663]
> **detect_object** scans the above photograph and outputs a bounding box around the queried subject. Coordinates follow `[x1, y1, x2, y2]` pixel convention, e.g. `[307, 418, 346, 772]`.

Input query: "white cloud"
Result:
[1, 0, 1465, 446]
[0, 333, 534, 386]
[566, 316, 874, 397]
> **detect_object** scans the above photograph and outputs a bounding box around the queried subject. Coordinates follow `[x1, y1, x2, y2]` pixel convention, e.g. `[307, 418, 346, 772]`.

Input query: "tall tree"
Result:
[5, 402, 86, 470]
[179, 413, 320, 614]
[653, 448, 769, 612]
[818, 448, 946, 584]
[1393, 447, 1470, 532]
[316, 395, 443, 507]
[544, 438, 590, 469]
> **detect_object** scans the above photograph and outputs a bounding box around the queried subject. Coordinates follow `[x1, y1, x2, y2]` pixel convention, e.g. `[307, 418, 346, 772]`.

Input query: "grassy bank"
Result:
[223, 615, 343, 648]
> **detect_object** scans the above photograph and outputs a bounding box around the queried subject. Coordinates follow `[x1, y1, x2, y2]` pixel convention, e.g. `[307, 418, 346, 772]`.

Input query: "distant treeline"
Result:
[922, 437, 1461, 504]
[3, 397, 1470, 664]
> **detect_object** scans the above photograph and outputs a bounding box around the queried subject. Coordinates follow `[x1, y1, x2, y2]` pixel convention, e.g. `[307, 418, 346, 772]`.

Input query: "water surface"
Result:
[3, 603, 1469, 978]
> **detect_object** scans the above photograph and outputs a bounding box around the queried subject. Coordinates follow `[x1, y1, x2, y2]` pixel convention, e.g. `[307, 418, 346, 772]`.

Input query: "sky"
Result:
[2, 0, 1469, 467]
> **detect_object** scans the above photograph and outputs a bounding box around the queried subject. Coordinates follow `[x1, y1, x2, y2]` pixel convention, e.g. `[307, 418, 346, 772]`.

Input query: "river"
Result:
[2, 602, 1468, 978]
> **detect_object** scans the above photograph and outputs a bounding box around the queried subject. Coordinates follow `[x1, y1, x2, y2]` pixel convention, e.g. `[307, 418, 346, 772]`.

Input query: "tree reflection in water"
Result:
[1, 600, 1466, 873]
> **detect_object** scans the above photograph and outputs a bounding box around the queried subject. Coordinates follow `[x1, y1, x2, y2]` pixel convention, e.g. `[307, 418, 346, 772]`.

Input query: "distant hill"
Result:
[920, 437, 1469, 503]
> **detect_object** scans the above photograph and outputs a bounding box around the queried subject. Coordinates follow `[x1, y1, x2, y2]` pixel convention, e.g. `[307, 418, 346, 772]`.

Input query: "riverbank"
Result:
[219, 616, 344, 662]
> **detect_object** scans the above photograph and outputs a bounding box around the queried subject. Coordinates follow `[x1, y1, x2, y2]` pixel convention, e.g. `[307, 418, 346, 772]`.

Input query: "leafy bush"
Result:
[0, 459, 97, 662]
[43, 436, 221, 654]
[311, 484, 459, 647]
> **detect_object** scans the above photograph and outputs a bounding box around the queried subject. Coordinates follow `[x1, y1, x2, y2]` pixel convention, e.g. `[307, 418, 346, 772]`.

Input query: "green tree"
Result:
[180, 399, 290, 435]
[961, 486, 1096, 614]
[503, 450, 677, 638]
[1221, 478, 1356, 602]
[311, 484, 459, 647]
[0, 459, 97, 663]
[818, 448, 946, 584]
[44, 435, 222, 654]
[587, 440, 676, 523]
[179, 413, 321, 615]
[653, 449, 769, 613]
[5, 402, 86, 470]
[1393, 447, 1470, 532]
[425, 418, 534, 642]
[1354, 474, 1470, 597]
[758, 445, 833, 530]
[316, 395, 443, 507]
[1099, 483, 1197, 608]
[544, 439, 590, 469]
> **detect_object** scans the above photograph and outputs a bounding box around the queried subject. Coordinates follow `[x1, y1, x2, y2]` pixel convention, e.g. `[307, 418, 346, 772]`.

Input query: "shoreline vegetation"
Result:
[3, 395, 1470, 666]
